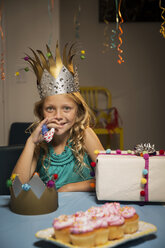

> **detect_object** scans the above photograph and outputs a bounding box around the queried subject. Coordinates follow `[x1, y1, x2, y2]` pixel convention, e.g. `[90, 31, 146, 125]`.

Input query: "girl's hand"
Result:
[29, 117, 60, 145]
[29, 118, 48, 145]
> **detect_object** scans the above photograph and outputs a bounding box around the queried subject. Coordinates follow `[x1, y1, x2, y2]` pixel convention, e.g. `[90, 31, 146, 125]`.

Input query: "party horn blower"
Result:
[42, 124, 55, 143]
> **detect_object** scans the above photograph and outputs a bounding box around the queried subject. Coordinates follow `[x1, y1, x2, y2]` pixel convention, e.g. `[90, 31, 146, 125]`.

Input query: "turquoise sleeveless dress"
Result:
[36, 144, 94, 190]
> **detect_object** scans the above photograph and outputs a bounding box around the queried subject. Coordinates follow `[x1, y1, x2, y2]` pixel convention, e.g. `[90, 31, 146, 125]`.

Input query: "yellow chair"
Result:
[80, 86, 124, 150]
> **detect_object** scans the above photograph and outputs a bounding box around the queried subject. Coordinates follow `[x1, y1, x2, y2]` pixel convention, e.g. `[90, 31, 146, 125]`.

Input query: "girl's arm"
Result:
[12, 118, 48, 183]
[12, 137, 38, 183]
[57, 179, 95, 192]
[84, 127, 104, 162]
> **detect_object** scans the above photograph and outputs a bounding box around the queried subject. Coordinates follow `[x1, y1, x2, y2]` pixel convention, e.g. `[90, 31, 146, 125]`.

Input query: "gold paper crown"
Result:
[10, 174, 58, 215]
[26, 42, 79, 99]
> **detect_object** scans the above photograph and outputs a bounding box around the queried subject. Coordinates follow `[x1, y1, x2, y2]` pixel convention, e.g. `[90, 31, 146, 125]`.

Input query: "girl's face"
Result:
[43, 94, 78, 136]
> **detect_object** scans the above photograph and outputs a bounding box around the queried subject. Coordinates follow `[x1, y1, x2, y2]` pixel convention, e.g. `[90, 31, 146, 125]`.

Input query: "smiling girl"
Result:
[12, 42, 104, 192]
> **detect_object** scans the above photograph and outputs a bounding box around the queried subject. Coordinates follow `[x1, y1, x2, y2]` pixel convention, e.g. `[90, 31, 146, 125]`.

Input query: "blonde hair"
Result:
[33, 92, 96, 170]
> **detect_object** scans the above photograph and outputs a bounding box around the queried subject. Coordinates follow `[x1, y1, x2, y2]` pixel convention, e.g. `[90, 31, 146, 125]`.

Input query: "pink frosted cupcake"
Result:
[70, 219, 95, 247]
[53, 214, 75, 243]
[106, 214, 125, 240]
[120, 206, 139, 234]
[74, 211, 87, 221]
[101, 202, 121, 216]
[92, 217, 109, 246]
[85, 206, 105, 219]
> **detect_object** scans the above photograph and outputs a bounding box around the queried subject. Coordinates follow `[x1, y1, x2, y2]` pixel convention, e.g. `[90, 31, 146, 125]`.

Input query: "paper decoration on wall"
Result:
[15, 1, 55, 77]
[73, 2, 86, 60]
[159, 0, 165, 38]
[74, 2, 81, 39]
[117, 0, 124, 64]
[102, 0, 111, 54]
[0, 0, 5, 80]
[102, 19, 110, 54]
[48, 0, 55, 46]
[110, 0, 119, 49]
[103, 0, 124, 64]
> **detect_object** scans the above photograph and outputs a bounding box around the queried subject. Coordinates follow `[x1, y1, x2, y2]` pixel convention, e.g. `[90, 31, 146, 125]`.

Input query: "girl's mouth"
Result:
[56, 122, 67, 128]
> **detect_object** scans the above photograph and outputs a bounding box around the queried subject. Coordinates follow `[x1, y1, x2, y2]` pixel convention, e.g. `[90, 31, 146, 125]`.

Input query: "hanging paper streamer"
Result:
[159, 0, 165, 38]
[102, 19, 110, 54]
[117, 0, 124, 64]
[73, 3, 86, 60]
[74, 2, 81, 39]
[48, 0, 55, 46]
[110, 29, 117, 49]
[0, 0, 5, 80]
[102, 0, 111, 54]
[110, 0, 119, 49]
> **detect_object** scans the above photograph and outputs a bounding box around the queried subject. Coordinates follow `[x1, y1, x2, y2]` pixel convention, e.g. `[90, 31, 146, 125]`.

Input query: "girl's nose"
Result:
[54, 110, 63, 121]
[55, 116, 63, 121]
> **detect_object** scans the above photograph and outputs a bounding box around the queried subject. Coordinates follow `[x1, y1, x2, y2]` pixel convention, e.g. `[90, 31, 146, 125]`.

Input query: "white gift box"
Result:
[95, 151, 165, 202]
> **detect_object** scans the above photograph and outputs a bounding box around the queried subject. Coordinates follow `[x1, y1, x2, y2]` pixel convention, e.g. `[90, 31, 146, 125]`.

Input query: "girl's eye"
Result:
[46, 106, 54, 112]
[63, 106, 71, 111]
